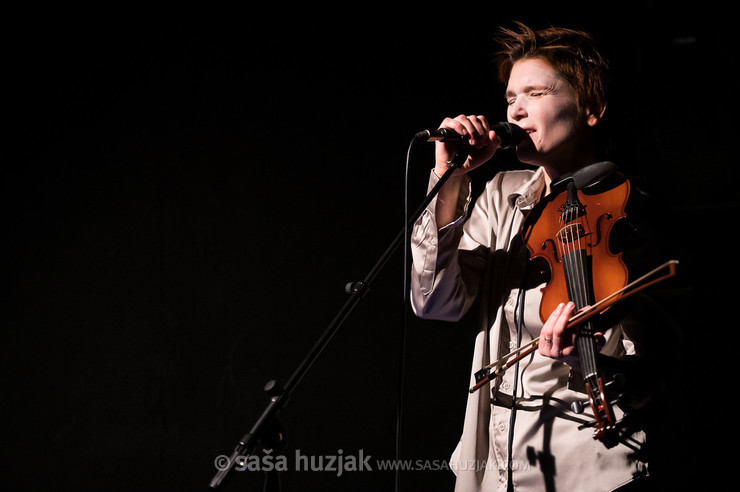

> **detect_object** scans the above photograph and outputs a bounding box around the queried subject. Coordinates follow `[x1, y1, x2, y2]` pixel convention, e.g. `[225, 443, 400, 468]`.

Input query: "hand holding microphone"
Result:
[415, 115, 525, 178]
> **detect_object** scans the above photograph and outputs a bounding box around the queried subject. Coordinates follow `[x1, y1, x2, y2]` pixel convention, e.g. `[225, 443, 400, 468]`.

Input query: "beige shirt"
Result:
[410, 167, 648, 491]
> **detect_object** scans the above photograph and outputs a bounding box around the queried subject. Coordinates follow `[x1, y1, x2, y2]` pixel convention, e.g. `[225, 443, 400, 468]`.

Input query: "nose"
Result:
[508, 96, 527, 122]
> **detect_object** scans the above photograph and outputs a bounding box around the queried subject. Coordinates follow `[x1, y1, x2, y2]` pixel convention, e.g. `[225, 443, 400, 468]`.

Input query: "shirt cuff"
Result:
[427, 169, 472, 230]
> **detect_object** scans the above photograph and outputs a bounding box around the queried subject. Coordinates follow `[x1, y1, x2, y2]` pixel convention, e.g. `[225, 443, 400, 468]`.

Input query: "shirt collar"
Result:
[508, 167, 546, 211]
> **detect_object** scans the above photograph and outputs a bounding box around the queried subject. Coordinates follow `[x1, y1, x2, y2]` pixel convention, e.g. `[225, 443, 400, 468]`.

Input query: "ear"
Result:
[586, 104, 607, 127]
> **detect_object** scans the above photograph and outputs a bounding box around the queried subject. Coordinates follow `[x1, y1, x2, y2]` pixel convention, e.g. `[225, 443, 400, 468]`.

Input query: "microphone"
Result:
[414, 122, 526, 149]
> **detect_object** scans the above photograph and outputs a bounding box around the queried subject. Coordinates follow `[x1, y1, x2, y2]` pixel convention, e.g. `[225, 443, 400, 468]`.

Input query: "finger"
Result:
[594, 331, 605, 349]
[450, 115, 475, 142]
[466, 115, 490, 146]
[440, 116, 468, 137]
[539, 302, 564, 356]
[466, 115, 487, 133]
[478, 115, 491, 132]
[435, 116, 469, 166]
[550, 302, 576, 356]
[451, 115, 487, 146]
[490, 128, 504, 147]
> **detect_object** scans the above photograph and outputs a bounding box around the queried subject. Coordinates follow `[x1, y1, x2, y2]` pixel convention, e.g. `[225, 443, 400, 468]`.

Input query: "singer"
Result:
[410, 23, 674, 491]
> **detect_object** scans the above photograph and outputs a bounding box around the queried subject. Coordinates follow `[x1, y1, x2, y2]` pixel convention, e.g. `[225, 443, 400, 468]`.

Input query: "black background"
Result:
[6, 3, 737, 491]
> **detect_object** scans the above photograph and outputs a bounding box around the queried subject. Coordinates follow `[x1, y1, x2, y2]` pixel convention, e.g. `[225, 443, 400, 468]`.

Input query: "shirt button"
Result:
[499, 422, 507, 431]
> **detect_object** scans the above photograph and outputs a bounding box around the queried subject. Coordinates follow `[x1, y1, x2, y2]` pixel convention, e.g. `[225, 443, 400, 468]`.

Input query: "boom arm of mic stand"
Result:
[208, 147, 469, 489]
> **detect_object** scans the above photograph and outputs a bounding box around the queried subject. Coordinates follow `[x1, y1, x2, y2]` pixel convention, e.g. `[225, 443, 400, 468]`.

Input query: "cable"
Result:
[396, 136, 419, 492]
[507, 260, 532, 490]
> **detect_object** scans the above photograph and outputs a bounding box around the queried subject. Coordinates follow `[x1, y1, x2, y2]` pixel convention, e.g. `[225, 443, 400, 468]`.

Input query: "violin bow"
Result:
[469, 259, 678, 393]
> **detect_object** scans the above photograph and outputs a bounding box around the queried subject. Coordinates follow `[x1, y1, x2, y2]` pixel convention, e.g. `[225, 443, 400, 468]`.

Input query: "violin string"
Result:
[575, 200, 598, 379]
[559, 192, 598, 379]
[561, 199, 579, 307]
[576, 212, 596, 378]
[571, 198, 588, 312]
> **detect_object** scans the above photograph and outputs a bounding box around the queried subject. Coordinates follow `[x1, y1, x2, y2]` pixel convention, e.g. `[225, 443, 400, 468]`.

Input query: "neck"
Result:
[540, 142, 599, 194]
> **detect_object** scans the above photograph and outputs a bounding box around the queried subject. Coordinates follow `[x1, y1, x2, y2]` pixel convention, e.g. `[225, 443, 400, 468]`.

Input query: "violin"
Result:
[524, 162, 630, 328]
[524, 162, 629, 447]
[469, 162, 678, 448]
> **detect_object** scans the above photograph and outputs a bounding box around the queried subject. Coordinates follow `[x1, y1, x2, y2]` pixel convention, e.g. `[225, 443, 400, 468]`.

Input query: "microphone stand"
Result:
[208, 144, 469, 490]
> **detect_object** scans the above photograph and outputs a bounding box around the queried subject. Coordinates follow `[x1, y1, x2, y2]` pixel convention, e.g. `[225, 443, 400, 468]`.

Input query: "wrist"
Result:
[433, 165, 464, 181]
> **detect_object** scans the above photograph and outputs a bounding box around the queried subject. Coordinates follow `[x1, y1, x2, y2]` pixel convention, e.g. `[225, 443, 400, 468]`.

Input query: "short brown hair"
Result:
[496, 22, 609, 118]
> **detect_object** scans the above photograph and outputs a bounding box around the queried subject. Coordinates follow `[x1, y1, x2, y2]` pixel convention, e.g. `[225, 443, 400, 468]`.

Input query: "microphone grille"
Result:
[496, 122, 526, 149]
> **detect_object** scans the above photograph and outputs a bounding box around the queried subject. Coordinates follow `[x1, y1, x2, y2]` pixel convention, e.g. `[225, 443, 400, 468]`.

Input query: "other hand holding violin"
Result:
[539, 301, 605, 372]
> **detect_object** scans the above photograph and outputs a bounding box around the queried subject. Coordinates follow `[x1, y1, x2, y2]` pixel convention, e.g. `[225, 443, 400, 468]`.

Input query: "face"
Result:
[505, 58, 598, 174]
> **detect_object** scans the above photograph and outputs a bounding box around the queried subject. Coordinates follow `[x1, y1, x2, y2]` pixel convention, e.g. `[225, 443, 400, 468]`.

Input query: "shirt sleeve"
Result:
[409, 170, 489, 322]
